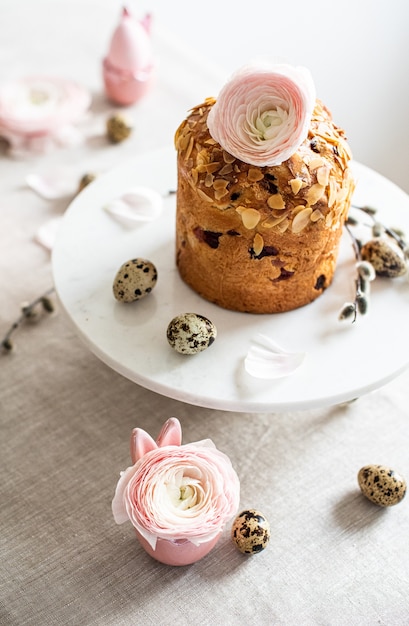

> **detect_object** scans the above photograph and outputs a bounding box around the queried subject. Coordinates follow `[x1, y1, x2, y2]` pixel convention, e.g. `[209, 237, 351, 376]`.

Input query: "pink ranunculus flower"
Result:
[112, 418, 240, 566]
[0, 76, 91, 155]
[207, 62, 316, 167]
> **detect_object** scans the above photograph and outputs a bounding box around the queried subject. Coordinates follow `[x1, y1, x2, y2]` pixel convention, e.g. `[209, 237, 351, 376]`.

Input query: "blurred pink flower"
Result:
[0, 76, 90, 134]
[0, 76, 90, 155]
[112, 418, 240, 565]
[207, 62, 316, 167]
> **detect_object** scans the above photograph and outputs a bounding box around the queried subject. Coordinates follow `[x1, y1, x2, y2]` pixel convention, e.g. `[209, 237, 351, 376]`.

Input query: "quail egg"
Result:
[106, 113, 133, 143]
[358, 464, 407, 507]
[166, 313, 217, 355]
[360, 239, 407, 278]
[231, 509, 270, 555]
[113, 258, 157, 303]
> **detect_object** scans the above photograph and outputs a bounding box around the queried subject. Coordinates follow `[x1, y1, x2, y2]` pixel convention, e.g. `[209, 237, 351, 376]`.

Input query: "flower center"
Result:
[179, 484, 195, 504]
[29, 88, 49, 105]
[165, 469, 202, 511]
[253, 106, 288, 141]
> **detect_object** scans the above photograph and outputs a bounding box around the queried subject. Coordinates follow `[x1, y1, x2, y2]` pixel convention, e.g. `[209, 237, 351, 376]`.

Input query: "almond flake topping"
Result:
[253, 233, 264, 256]
[222, 151, 236, 164]
[247, 168, 264, 183]
[218, 163, 233, 176]
[214, 188, 229, 200]
[204, 173, 214, 187]
[292, 204, 308, 216]
[198, 162, 221, 174]
[316, 123, 338, 145]
[262, 213, 289, 229]
[336, 185, 349, 204]
[196, 150, 208, 167]
[213, 179, 229, 191]
[185, 135, 194, 160]
[308, 157, 325, 170]
[289, 178, 303, 195]
[316, 165, 331, 187]
[338, 138, 353, 160]
[310, 209, 324, 222]
[276, 218, 290, 233]
[238, 208, 261, 229]
[306, 183, 325, 206]
[292, 207, 312, 233]
[267, 194, 285, 210]
[328, 178, 337, 208]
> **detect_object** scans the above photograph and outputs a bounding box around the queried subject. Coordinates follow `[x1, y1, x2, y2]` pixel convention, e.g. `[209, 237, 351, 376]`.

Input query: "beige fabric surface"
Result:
[1, 2, 409, 625]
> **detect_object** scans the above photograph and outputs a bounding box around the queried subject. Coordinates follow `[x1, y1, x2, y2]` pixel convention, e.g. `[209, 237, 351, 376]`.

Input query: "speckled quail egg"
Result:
[358, 464, 407, 507]
[106, 113, 133, 143]
[113, 258, 157, 303]
[166, 313, 217, 355]
[231, 509, 270, 555]
[360, 239, 407, 278]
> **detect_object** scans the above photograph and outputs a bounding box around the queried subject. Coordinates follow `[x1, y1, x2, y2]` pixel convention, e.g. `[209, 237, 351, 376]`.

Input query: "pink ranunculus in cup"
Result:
[207, 62, 316, 167]
[112, 418, 240, 566]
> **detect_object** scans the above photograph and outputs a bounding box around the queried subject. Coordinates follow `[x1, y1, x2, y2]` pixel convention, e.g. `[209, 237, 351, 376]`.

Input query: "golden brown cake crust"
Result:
[174, 98, 355, 313]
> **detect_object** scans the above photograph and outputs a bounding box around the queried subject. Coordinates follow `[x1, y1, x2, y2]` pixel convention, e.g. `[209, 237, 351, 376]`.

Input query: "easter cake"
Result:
[174, 63, 355, 313]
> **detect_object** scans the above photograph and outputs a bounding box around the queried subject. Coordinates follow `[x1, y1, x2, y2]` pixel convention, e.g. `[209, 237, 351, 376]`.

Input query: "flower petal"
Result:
[104, 187, 163, 226]
[244, 333, 305, 379]
[112, 465, 139, 524]
[34, 217, 63, 251]
[26, 171, 75, 199]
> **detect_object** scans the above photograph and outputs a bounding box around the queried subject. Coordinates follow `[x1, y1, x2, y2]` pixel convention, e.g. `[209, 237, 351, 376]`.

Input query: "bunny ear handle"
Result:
[130, 428, 158, 464]
[130, 418, 182, 464]
[156, 417, 182, 447]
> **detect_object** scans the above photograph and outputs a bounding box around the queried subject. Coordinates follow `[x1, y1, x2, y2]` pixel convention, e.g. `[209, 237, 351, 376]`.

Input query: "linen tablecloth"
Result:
[1, 2, 409, 624]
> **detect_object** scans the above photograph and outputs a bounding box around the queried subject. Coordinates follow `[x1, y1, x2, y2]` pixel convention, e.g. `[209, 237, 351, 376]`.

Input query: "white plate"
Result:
[52, 147, 409, 412]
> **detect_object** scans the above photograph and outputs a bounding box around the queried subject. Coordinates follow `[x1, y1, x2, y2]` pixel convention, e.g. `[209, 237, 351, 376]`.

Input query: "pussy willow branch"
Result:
[1, 286, 55, 352]
[340, 221, 372, 322]
[351, 204, 407, 251]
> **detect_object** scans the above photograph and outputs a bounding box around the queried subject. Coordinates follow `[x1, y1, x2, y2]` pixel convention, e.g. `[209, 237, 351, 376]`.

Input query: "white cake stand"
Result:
[52, 147, 409, 412]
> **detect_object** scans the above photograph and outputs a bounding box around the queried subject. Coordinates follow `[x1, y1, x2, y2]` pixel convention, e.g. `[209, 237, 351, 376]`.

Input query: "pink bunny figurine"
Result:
[103, 7, 155, 106]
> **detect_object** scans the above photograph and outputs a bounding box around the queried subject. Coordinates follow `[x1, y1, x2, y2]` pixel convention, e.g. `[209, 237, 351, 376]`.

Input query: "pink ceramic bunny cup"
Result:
[112, 418, 240, 566]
